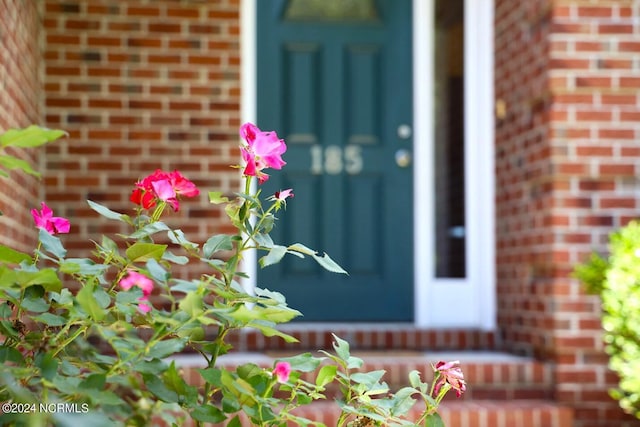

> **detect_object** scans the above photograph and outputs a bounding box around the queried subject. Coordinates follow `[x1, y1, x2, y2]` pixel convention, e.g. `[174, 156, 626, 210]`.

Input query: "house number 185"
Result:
[310, 145, 363, 175]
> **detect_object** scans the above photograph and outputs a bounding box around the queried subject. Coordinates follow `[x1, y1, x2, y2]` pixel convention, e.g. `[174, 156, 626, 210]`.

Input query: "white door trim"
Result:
[241, 0, 495, 330]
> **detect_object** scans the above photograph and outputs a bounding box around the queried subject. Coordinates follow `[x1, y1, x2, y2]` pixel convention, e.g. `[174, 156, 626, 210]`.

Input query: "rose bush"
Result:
[0, 125, 465, 426]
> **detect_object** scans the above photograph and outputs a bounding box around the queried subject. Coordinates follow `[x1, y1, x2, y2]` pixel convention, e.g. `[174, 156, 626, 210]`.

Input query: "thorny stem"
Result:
[196, 327, 230, 427]
[16, 242, 44, 318]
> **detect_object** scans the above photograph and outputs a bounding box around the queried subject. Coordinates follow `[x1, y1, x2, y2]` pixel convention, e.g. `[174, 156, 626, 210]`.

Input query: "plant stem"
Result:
[51, 325, 87, 357]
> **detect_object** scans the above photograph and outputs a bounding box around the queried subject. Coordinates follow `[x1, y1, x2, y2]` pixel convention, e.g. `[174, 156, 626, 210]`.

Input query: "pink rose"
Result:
[130, 169, 199, 211]
[273, 361, 291, 384]
[31, 202, 70, 234]
[239, 122, 286, 184]
[119, 271, 154, 313]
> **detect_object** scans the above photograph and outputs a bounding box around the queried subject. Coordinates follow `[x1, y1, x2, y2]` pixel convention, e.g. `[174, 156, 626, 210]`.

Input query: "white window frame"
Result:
[241, 0, 495, 330]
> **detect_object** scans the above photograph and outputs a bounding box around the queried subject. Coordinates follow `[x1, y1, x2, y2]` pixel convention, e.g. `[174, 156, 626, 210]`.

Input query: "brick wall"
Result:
[550, 2, 640, 426]
[496, 0, 640, 426]
[42, 0, 241, 273]
[495, 0, 555, 359]
[0, 1, 44, 252]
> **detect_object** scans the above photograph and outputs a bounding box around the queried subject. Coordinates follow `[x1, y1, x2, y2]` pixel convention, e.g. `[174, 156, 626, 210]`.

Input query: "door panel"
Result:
[257, 0, 412, 321]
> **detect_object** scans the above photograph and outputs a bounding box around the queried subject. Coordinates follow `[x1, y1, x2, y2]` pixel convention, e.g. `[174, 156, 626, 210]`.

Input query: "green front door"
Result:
[257, 0, 413, 321]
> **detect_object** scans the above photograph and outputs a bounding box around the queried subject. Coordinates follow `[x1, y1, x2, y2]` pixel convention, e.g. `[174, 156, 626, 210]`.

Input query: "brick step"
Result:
[180, 400, 573, 427]
[287, 400, 574, 427]
[173, 351, 568, 426]
[175, 350, 554, 401]
[224, 326, 497, 352]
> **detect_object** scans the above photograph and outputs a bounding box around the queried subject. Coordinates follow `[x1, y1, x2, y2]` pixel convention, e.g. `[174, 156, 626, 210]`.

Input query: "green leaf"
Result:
[287, 243, 316, 256]
[0, 245, 32, 264]
[80, 373, 106, 390]
[142, 373, 179, 403]
[87, 200, 129, 222]
[0, 154, 40, 177]
[148, 338, 187, 359]
[257, 214, 275, 234]
[168, 229, 199, 250]
[35, 352, 59, 380]
[171, 279, 199, 294]
[409, 370, 422, 388]
[312, 252, 348, 274]
[21, 296, 50, 313]
[199, 368, 222, 386]
[226, 414, 242, 427]
[15, 268, 62, 292]
[146, 259, 169, 283]
[352, 370, 387, 391]
[128, 221, 170, 239]
[249, 323, 298, 343]
[0, 125, 66, 148]
[126, 242, 167, 262]
[424, 413, 445, 427]
[38, 228, 67, 259]
[209, 191, 230, 204]
[286, 244, 348, 274]
[203, 234, 233, 258]
[162, 250, 189, 265]
[100, 235, 120, 253]
[134, 359, 167, 375]
[332, 334, 351, 361]
[60, 360, 81, 376]
[77, 283, 105, 321]
[164, 361, 197, 403]
[59, 258, 109, 277]
[391, 387, 417, 416]
[228, 304, 301, 325]
[0, 347, 23, 364]
[316, 365, 337, 388]
[278, 353, 323, 373]
[253, 233, 274, 249]
[0, 301, 10, 318]
[254, 287, 287, 304]
[259, 245, 287, 268]
[0, 266, 18, 289]
[191, 404, 226, 423]
[236, 363, 263, 381]
[32, 312, 66, 326]
[179, 292, 203, 317]
[93, 285, 111, 308]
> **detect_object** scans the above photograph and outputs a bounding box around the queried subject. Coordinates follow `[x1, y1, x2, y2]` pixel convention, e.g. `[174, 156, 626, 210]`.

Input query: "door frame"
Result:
[241, 0, 495, 330]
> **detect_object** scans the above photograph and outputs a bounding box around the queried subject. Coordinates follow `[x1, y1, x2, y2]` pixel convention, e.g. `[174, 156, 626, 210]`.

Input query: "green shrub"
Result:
[574, 221, 640, 419]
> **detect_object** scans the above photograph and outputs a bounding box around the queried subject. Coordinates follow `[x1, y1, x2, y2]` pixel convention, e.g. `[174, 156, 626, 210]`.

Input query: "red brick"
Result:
[598, 129, 634, 139]
[601, 94, 636, 105]
[126, 6, 160, 17]
[599, 197, 636, 209]
[577, 7, 612, 18]
[598, 24, 633, 34]
[619, 41, 640, 52]
[574, 41, 604, 52]
[619, 77, 640, 88]
[148, 23, 182, 33]
[575, 110, 612, 121]
[575, 76, 611, 88]
[167, 7, 201, 19]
